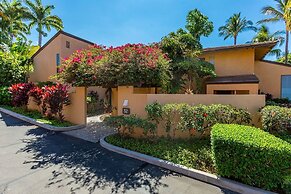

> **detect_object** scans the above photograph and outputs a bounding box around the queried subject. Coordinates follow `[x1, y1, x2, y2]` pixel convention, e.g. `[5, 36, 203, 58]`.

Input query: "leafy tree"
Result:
[160, 28, 202, 60]
[250, 25, 285, 57]
[168, 58, 215, 94]
[219, 13, 256, 45]
[24, 0, 63, 46]
[0, 40, 38, 86]
[258, 0, 291, 64]
[186, 9, 214, 40]
[0, 0, 29, 47]
[277, 53, 291, 64]
[160, 9, 215, 93]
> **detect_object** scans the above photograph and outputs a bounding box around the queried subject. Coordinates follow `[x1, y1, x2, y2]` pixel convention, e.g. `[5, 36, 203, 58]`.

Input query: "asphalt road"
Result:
[0, 112, 238, 194]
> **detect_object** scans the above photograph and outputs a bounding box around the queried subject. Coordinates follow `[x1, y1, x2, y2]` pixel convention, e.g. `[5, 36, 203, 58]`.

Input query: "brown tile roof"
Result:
[206, 74, 259, 84]
[260, 60, 291, 67]
[203, 41, 278, 53]
[31, 30, 95, 59]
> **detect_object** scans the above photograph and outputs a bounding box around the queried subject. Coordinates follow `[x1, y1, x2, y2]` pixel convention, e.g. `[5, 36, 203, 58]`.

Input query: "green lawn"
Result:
[106, 134, 216, 174]
[0, 105, 73, 127]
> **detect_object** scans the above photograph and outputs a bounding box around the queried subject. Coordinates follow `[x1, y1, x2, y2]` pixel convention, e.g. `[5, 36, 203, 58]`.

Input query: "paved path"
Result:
[0, 112, 238, 194]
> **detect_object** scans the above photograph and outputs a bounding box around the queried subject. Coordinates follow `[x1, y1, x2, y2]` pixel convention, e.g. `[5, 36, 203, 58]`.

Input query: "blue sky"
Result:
[28, 0, 289, 59]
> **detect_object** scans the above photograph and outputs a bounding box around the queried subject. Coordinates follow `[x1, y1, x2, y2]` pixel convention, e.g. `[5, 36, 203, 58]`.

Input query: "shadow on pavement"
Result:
[17, 127, 172, 194]
[0, 113, 32, 127]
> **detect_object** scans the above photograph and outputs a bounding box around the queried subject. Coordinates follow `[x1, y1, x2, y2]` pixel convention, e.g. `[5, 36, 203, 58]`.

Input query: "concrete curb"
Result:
[0, 107, 85, 132]
[100, 136, 276, 194]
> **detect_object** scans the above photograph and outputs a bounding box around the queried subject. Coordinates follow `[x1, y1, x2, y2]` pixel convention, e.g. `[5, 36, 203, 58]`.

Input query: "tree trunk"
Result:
[38, 32, 42, 47]
[285, 30, 289, 64]
[234, 36, 237, 45]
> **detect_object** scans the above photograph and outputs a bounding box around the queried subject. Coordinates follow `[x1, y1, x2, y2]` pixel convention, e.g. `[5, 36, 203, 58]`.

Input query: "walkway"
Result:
[0, 112, 238, 194]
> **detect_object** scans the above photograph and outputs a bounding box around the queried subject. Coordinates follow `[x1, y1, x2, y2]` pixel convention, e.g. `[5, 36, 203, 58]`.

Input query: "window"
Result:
[56, 53, 60, 66]
[56, 53, 60, 73]
[282, 75, 291, 99]
[214, 90, 235, 95]
[236, 90, 249, 95]
[214, 90, 250, 95]
[66, 41, 70, 48]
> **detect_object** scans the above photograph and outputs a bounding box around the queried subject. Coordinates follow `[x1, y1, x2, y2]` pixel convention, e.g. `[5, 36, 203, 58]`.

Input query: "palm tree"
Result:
[258, 0, 291, 64]
[24, 0, 63, 46]
[219, 13, 256, 45]
[251, 25, 285, 57]
[0, 0, 29, 44]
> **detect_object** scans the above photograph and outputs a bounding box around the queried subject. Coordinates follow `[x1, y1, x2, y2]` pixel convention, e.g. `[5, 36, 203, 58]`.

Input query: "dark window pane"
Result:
[282, 75, 291, 99]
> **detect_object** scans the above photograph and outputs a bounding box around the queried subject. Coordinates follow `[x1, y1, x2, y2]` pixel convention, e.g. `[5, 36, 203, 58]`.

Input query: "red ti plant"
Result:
[42, 84, 70, 122]
[28, 86, 43, 106]
[9, 83, 35, 107]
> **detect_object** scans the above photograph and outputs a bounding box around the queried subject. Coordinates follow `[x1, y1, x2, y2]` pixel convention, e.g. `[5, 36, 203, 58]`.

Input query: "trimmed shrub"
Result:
[211, 124, 291, 190]
[105, 115, 157, 136]
[260, 106, 291, 133]
[8, 83, 35, 107]
[283, 174, 291, 194]
[145, 102, 251, 136]
[0, 86, 11, 105]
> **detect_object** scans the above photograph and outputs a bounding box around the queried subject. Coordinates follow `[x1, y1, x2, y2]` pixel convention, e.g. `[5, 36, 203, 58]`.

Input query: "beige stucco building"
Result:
[29, 31, 291, 100]
[200, 41, 291, 99]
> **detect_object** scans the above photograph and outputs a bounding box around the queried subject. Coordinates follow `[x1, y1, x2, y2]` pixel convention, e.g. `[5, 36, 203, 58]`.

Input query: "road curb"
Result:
[0, 107, 85, 132]
[100, 135, 276, 194]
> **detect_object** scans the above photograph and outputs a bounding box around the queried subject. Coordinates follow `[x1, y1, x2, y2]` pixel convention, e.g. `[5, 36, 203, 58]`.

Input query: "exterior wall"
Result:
[29, 35, 61, 82]
[27, 87, 87, 125]
[63, 87, 87, 125]
[200, 48, 255, 76]
[206, 83, 259, 94]
[255, 61, 291, 98]
[116, 86, 265, 138]
[60, 34, 92, 59]
[29, 34, 92, 83]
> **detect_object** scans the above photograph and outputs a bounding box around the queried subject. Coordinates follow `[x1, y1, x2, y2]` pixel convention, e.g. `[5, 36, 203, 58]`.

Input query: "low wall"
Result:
[27, 87, 87, 125]
[116, 86, 265, 138]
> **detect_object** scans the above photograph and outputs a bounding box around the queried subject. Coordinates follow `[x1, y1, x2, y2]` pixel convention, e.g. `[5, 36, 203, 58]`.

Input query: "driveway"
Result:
[0, 112, 238, 194]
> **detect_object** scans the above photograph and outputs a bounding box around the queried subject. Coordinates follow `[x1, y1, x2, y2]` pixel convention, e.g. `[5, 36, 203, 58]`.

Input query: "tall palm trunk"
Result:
[285, 29, 289, 64]
[38, 31, 42, 47]
[234, 35, 237, 45]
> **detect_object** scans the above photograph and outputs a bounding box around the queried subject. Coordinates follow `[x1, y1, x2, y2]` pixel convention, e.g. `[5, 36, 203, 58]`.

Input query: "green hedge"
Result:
[145, 103, 251, 134]
[0, 87, 11, 105]
[211, 124, 291, 191]
[260, 106, 291, 132]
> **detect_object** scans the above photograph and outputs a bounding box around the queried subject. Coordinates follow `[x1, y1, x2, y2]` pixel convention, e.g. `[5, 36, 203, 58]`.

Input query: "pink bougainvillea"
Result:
[56, 44, 171, 88]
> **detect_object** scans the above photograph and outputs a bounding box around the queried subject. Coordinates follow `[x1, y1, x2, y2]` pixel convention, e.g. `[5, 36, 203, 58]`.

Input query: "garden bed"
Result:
[105, 134, 215, 174]
[0, 105, 73, 127]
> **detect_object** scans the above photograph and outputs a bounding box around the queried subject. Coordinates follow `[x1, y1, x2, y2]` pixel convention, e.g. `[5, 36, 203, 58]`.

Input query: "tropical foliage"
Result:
[0, 0, 29, 48]
[258, 0, 291, 64]
[277, 53, 291, 64]
[219, 12, 256, 45]
[24, 0, 64, 46]
[0, 40, 38, 86]
[56, 44, 171, 89]
[250, 25, 284, 57]
[160, 9, 215, 94]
